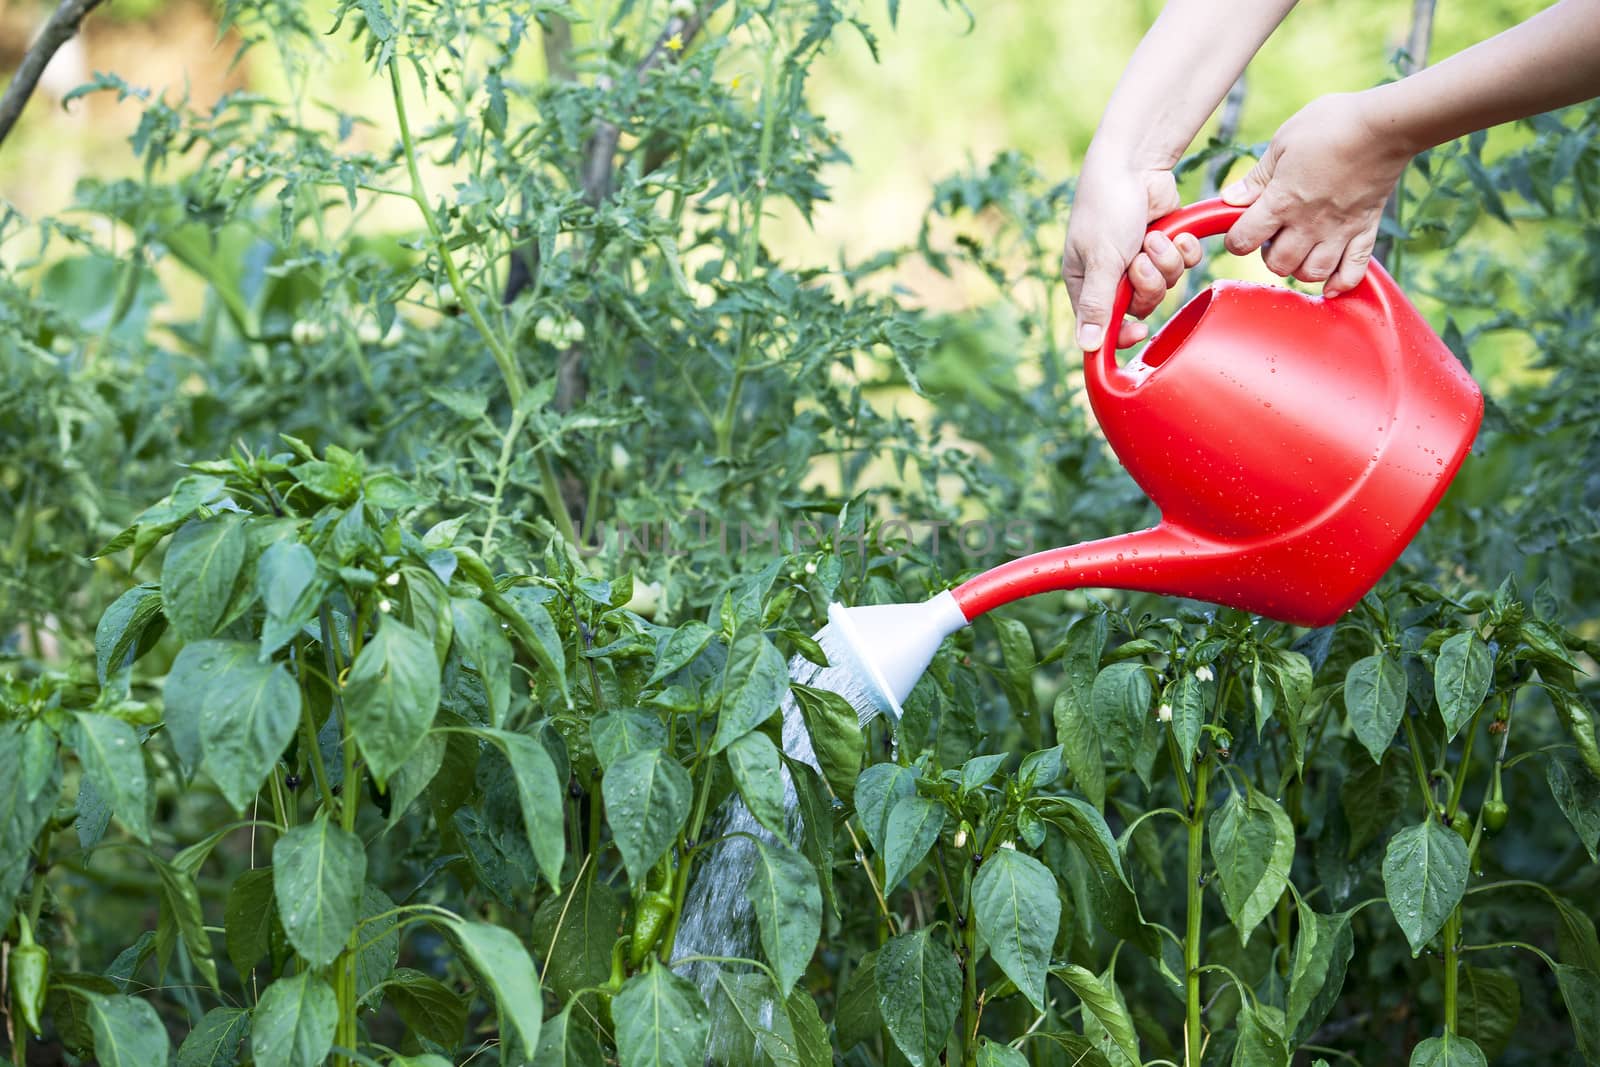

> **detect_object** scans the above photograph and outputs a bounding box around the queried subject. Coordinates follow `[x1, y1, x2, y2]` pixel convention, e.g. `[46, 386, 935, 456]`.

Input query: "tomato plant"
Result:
[3, 1, 1600, 1065]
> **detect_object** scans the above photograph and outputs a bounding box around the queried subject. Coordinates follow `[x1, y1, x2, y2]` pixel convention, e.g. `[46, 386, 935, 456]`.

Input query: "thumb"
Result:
[1074, 266, 1119, 352]
[1221, 157, 1273, 207]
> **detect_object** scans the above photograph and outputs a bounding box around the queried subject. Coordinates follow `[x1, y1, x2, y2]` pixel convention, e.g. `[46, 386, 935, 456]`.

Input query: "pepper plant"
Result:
[4, 0, 1600, 1065]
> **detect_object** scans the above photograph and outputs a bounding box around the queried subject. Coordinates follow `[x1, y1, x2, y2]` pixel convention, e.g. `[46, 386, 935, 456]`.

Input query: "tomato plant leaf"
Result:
[1382, 819, 1469, 955]
[603, 747, 692, 884]
[271, 814, 366, 968]
[344, 618, 441, 787]
[250, 970, 336, 1067]
[875, 928, 961, 1067]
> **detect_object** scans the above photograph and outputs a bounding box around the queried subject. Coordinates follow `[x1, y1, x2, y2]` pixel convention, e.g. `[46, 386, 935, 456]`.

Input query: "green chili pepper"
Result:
[628, 890, 676, 970]
[1483, 762, 1509, 833]
[11, 916, 49, 1033]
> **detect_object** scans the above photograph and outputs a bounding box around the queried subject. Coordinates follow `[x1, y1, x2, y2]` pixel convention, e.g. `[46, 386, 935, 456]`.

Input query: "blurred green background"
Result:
[0, 0, 1549, 276]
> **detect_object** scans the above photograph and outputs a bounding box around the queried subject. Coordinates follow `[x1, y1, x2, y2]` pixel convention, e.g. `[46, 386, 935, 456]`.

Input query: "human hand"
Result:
[1063, 164, 1203, 352]
[1220, 92, 1415, 296]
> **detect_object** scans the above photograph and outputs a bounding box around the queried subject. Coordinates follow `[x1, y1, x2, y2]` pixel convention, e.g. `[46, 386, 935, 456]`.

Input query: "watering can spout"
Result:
[951, 524, 1231, 622]
[826, 593, 969, 720]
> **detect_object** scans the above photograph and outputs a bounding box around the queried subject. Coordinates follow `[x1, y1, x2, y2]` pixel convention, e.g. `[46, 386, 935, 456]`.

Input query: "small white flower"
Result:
[803, 560, 817, 575]
[1157, 703, 1173, 723]
[438, 283, 456, 307]
[999, 840, 1016, 851]
[378, 598, 393, 614]
[385, 572, 401, 587]
[1195, 665, 1215, 683]
[953, 826, 968, 849]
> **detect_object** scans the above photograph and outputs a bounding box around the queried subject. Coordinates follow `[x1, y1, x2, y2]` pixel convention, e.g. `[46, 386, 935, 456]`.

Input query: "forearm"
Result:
[1085, 0, 1300, 172]
[1360, 0, 1600, 156]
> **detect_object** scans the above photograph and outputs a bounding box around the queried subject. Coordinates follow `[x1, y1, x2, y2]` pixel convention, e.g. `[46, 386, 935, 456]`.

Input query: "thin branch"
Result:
[1185, 73, 1248, 301]
[0, 0, 104, 150]
[1373, 0, 1437, 267]
[579, 2, 717, 207]
[541, 13, 576, 84]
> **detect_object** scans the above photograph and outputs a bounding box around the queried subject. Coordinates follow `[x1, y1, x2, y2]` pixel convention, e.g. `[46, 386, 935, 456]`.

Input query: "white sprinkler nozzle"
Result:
[826, 591, 971, 720]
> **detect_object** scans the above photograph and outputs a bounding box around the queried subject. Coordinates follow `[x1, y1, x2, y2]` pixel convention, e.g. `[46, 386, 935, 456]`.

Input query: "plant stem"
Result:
[961, 864, 980, 1067]
[714, 30, 779, 458]
[387, 55, 579, 547]
[1185, 754, 1211, 1067]
[1442, 905, 1461, 1033]
[1402, 716, 1437, 811]
[388, 59, 524, 406]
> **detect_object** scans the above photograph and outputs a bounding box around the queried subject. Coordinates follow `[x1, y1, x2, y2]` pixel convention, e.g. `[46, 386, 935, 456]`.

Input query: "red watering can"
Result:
[829, 198, 1483, 718]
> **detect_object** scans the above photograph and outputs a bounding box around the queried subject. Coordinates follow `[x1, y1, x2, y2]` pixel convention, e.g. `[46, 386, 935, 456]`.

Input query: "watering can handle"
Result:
[1084, 197, 1247, 392]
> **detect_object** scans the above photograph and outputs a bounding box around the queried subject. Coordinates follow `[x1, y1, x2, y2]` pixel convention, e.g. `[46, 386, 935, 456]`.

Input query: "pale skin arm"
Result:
[1063, 0, 1299, 352]
[1068, 0, 1600, 350]
[1223, 0, 1600, 294]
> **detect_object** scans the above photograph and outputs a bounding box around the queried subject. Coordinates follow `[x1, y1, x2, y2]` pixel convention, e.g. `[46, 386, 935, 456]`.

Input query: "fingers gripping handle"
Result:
[1084, 198, 1246, 393]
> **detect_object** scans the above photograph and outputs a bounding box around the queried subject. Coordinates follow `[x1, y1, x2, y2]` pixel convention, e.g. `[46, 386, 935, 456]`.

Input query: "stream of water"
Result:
[671, 622, 887, 1058]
